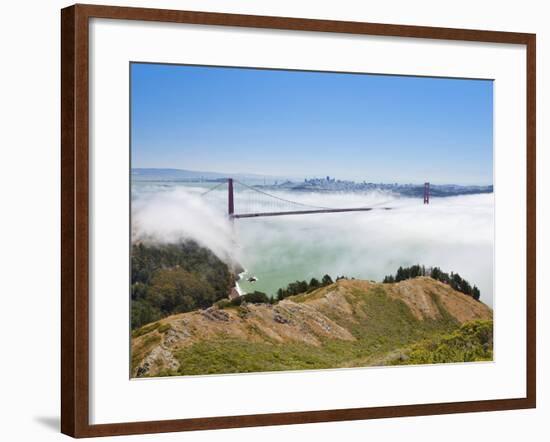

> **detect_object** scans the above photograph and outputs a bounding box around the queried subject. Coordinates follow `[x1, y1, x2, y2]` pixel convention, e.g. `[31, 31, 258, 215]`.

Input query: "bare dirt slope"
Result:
[131, 277, 492, 377]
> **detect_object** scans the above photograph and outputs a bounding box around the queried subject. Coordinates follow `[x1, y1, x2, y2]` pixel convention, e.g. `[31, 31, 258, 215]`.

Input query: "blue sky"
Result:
[131, 63, 493, 185]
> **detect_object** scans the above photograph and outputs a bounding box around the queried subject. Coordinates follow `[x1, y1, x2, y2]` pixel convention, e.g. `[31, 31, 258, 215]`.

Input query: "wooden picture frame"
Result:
[61, 3, 536, 438]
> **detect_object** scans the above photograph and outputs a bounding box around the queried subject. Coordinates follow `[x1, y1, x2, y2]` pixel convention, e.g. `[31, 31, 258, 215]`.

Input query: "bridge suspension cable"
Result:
[199, 181, 226, 196]
[233, 180, 335, 211]
[231, 179, 395, 218]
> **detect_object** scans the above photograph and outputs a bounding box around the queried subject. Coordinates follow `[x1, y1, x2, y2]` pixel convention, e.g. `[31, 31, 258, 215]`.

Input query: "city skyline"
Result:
[131, 63, 493, 185]
[132, 167, 494, 187]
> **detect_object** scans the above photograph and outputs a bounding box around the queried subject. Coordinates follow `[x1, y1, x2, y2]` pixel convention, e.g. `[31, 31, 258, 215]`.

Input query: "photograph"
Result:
[129, 62, 494, 378]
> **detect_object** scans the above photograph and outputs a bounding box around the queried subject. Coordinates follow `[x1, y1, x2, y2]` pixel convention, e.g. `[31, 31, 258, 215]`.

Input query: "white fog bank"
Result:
[132, 187, 239, 264]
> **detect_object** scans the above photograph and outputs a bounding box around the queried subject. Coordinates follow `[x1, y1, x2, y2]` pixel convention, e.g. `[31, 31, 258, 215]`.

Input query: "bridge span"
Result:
[233, 207, 392, 219]
[202, 178, 429, 220]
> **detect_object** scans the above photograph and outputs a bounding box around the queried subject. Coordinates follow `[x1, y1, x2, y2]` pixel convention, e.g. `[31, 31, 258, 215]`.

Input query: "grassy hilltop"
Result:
[131, 277, 493, 377]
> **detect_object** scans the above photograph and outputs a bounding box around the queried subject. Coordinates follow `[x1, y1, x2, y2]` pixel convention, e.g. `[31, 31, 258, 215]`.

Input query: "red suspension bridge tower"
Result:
[228, 178, 235, 217]
[423, 182, 430, 204]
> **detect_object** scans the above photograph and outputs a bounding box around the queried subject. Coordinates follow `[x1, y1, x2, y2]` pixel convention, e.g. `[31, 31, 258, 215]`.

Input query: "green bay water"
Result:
[234, 213, 408, 297]
[236, 226, 353, 296]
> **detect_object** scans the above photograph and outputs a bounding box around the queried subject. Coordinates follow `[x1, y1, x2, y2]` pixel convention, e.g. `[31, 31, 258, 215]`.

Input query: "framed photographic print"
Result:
[61, 4, 536, 438]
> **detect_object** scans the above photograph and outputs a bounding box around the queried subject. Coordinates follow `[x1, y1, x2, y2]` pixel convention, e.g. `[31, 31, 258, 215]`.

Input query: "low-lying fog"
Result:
[132, 183, 494, 307]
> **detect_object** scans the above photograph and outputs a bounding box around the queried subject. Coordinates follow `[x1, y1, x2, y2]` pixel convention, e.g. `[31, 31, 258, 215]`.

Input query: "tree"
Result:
[131, 299, 162, 329]
[409, 265, 422, 278]
[321, 274, 333, 286]
[131, 281, 148, 300]
[243, 291, 270, 304]
[395, 266, 405, 282]
[231, 291, 270, 306]
[431, 267, 442, 280]
[308, 277, 321, 290]
[148, 268, 214, 314]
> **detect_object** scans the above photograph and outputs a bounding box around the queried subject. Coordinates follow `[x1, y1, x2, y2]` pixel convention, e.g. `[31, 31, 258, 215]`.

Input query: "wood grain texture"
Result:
[60, 4, 536, 438]
[60, 5, 76, 436]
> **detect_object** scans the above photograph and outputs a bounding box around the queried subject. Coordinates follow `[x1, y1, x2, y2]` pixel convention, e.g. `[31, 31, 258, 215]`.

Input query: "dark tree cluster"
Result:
[276, 274, 334, 301]
[383, 264, 427, 283]
[383, 265, 481, 301]
[228, 291, 272, 306]
[131, 241, 234, 329]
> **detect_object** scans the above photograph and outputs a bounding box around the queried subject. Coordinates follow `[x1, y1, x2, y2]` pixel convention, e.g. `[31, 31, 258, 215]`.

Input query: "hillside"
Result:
[131, 277, 493, 377]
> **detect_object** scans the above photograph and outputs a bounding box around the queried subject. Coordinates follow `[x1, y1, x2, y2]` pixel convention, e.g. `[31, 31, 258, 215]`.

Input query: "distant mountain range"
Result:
[131, 168, 283, 183]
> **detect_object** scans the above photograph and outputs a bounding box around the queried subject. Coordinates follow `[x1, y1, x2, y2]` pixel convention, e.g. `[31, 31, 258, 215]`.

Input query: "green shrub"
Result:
[215, 299, 232, 309]
[157, 323, 171, 333]
[398, 320, 493, 365]
[132, 321, 160, 338]
[231, 291, 270, 306]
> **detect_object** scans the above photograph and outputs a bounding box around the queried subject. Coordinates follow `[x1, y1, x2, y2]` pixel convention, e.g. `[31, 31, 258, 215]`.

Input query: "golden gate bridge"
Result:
[201, 178, 430, 220]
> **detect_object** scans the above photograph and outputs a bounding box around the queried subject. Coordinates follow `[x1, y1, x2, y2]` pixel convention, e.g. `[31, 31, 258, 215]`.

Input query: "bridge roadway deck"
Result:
[231, 207, 392, 219]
